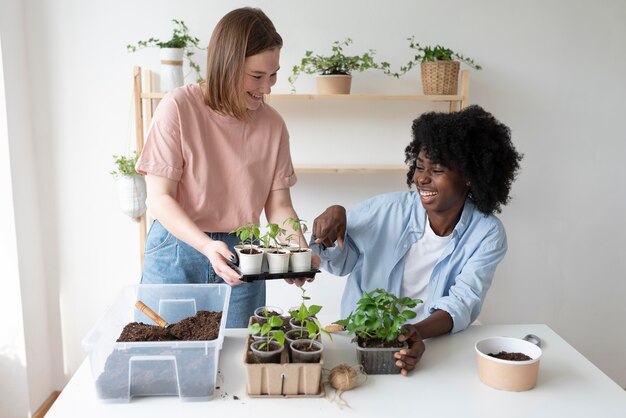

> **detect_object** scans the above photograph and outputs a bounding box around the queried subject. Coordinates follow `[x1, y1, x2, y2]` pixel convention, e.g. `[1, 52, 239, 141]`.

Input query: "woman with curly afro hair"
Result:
[311, 105, 522, 375]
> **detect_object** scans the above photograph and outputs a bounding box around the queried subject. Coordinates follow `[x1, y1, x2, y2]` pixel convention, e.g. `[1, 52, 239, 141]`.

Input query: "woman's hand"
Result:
[395, 324, 426, 376]
[202, 240, 243, 286]
[312, 205, 347, 249]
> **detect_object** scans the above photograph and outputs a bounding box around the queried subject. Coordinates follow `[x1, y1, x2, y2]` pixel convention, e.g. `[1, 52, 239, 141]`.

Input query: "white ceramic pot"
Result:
[475, 336, 542, 391]
[115, 175, 147, 219]
[289, 248, 312, 272]
[159, 48, 184, 92]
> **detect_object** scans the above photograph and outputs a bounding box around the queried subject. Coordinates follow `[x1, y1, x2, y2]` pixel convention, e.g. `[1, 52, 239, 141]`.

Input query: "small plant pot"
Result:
[289, 248, 312, 273]
[316, 74, 352, 94]
[285, 329, 310, 361]
[475, 337, 542, 391]
[290, 339, 323, 363]
[288, 316, 315, 330]
[265, 249, 290, 273]
[356, 343, 406, 374]
[238, 247, 263, 274]
[159, 47, 184, 92]
[115, 175, 147, 219]
[249, 340, 284, 364]
[253, 306, 284, 325]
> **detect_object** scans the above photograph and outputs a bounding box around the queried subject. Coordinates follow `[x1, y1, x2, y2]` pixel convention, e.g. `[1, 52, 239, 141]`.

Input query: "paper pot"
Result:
[475, 336, 542, 391]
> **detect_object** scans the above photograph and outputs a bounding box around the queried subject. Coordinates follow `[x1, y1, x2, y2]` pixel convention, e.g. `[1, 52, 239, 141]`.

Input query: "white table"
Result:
[46, 324, 625, 418]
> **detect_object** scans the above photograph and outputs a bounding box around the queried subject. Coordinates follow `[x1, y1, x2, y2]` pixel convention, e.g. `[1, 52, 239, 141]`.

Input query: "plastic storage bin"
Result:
[82, 284, 231, 403]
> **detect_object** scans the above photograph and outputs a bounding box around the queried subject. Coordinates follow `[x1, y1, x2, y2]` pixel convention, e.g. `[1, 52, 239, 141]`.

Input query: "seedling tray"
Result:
[239, 269, 321, 283]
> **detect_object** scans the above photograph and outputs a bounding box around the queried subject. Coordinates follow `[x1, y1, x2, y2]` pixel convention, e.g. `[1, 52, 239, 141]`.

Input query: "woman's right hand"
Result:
[312, 205, 347, 249]
[203, 240, 243, 286]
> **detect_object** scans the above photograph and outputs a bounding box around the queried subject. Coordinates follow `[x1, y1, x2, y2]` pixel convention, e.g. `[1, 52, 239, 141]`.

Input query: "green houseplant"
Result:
[127, 19, 204, 90]
[283, 217, 312, 272]
[111, 151, 146, 220]
[334, 288, 422, 374]
[286, 287, 331, 363]
[288, 38, 382, 94]
[247, 313, 285, 364]
[231, 222, 263, 274]
[385, 36, 482, 95]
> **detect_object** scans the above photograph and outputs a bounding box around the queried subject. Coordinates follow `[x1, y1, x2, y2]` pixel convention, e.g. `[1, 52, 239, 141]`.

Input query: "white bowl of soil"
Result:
[475, 336, 542, 391]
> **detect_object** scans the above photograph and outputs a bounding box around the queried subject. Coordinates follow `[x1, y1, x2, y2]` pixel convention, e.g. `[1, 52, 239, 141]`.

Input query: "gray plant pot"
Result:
[355, 341, 407, 374]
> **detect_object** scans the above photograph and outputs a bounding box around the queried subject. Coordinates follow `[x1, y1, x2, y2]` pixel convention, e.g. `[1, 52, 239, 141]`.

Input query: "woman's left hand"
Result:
[395, 324, 426, 376]
[283, 253, 320, 286]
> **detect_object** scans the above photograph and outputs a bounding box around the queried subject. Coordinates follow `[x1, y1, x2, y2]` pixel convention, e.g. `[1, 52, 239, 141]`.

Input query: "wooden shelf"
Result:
[266, 93, 464, 102]
[295, 165, 407, 173]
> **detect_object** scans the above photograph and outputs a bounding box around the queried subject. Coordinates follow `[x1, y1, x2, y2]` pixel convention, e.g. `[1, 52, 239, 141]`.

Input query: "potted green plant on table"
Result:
[127, 19, 204, 91]
[384, 36, 482, 95]
[260, 223, 290, 274]
[247, 314, 285, 364]
[283, 217, 312, 272]
[334, 288, 422, 374]
[231, 223, 263, 275]
[111, 151, 146, 221]
[286, 287, 332, 363]
[288, 38, 382, 94]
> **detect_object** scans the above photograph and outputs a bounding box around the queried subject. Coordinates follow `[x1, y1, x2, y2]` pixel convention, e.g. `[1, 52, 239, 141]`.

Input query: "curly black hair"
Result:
[405, 105, 522, 214]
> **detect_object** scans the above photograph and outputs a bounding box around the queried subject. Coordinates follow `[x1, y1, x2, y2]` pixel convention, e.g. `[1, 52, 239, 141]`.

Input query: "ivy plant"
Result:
[334, 288, 422, 342]
[111, 151, 139, 177]
[288, 38, 385, 92]
[383, 36, 482, 78]
[127, 19, 204, 82]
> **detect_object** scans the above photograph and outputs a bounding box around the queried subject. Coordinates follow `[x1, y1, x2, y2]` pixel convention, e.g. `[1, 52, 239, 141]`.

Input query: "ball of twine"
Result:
[329, 364, 360, 391]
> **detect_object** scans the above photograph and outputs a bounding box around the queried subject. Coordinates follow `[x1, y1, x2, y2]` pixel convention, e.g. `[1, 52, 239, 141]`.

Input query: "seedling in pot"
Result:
[283, 217, 308, 252]
[232, 223, 261, 253]
[247, 312, 285, 351]
[290, 287, 332, 347]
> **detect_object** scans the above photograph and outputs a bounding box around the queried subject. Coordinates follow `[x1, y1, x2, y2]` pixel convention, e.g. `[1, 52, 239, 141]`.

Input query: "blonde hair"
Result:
[203, 7, 283, 120]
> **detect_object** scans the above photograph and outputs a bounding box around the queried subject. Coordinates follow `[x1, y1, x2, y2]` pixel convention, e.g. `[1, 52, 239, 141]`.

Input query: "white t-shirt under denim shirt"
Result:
[402, 217, 452, 322]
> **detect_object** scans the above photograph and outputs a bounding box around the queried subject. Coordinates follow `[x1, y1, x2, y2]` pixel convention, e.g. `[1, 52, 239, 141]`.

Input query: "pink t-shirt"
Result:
[136, 84, 297, 232]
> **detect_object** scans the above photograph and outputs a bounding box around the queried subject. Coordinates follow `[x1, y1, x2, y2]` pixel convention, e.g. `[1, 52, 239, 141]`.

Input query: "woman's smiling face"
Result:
[243, 48, 280, 110]
[413, 148, 469, 217]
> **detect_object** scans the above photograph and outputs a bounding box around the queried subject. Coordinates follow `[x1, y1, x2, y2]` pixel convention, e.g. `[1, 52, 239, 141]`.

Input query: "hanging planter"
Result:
[111, 152, 147, 221]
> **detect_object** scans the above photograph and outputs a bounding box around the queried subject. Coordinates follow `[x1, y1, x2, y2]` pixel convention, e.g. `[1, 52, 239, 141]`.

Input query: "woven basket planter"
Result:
[420, 61, 460, 95]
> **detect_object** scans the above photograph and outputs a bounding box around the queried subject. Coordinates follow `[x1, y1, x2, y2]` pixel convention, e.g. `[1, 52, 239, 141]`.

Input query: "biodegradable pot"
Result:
[159, 48, 184, 92]
[249, 340, 284, 364]
[290, 339, 323, 363]
[356, 341, 407, 374]
[475, 336, 542, 392]
[238, 248, 263, 275]
[289, 248, 312, 273]
[265, 249, 290, 273]
[316, 74, 352, 94]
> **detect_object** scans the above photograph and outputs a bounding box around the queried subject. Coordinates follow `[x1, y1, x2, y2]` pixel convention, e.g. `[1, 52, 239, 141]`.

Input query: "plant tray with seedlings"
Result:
[243, 317, 325, 397]
[239, 269, 321, 282]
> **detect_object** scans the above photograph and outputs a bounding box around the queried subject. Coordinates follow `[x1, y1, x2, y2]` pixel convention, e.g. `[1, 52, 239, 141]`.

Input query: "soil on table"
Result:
[488, 351, 532, 361]
[117, 310, 222, 342]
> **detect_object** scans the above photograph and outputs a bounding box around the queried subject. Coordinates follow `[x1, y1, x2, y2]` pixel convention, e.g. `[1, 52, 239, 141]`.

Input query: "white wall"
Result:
[4, 0, 625, 406]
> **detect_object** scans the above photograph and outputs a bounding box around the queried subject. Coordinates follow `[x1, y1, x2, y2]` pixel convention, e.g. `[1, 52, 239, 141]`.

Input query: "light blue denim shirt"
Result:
[310, 191, 507, 334]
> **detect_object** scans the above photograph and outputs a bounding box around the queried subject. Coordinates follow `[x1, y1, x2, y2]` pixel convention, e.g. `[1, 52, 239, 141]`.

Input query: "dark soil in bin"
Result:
[96, 310, 222, 400]
[488, 351, 532, 361]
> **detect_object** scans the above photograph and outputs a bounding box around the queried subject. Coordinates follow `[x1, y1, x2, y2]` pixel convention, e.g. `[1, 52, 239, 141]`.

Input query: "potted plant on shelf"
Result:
[260, 223, 290, 274]
[288, 38, 382, 94]
[283, 217, 312, 272]
[247, 314, 285, 364]
[111, 151, 146, 221]
[334, 288, 422, 374]
[127, 19, 204, 91]
[231, 223, 263, 274]
[384, 36, 482, 95]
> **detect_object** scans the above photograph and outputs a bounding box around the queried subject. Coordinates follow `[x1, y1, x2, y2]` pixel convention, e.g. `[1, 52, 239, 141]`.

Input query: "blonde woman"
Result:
[136, 8, 316, 327]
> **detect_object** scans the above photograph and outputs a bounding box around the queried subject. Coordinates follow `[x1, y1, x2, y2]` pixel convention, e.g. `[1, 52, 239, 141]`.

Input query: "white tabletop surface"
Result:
[46, 324, 625, 418]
